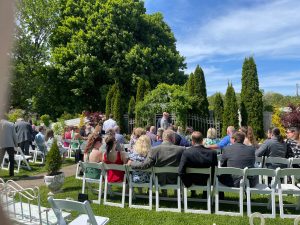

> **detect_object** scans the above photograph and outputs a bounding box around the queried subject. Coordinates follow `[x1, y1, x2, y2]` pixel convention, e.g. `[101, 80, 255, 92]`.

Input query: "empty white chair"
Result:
[48, 197, 109, 225]
[214, 167, 246, 216]
[127, 166, 153, 210]
[153, 166, 181, 212]
[1, 147, 32, 173]
[102, 163, 127, 208]
[183, 167, 212, 214]
[245, 168, 276, 218]
[80, 161, 103, 204]
[276, 168, 300, 218]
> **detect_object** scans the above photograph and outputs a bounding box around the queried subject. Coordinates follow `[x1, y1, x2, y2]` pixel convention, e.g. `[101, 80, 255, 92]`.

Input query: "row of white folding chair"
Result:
[79, 161, 211, 212]
[214, 166, 300, 218]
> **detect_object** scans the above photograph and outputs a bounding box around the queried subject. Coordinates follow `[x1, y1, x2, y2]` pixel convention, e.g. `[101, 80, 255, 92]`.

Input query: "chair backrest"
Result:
[186, 167, 211, 175]
[276, 168, 300, 178]
[265, 157, 290, 167]
[80, 161, 103, 170]
[102, 163, 126, 171]
[153, 166, 179, 174]
[215, 166, 245, 176]
[48, 197, 97, 225]
[245, 168, 276, 177]
[291, 158, 300, 167]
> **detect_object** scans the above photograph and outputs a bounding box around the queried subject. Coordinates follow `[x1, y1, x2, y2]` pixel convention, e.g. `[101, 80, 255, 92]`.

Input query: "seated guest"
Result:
[152, 128, 164, 147]
[167, 125, 182, 146]
[286, 127, 300, 159]
[83, 134, 103, 179]
[203, 127, 219, 146]
[114, 126, 125, 145]
[102, 134, 128, 182]
[179, 131, 218, 188]
[146, 125, 156, 144]
[256, 127, 287, 169]
[207, 126, 235, 150]
[220, 131, 257, 187]
[128, 129, 185, 185]
[129, 127, 146, 150]
[129, 135, 151, 183]
[35, 126, 47, 154]
[45, 129, 54, 149]
[100, 128, 123, 153]
[185, 127, 193, 144]
[239, 126, 258, 148]
[63, 126, 72, 147]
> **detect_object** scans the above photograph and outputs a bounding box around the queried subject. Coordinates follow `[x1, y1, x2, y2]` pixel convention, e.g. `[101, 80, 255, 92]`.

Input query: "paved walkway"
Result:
[15, 164, 77, 189]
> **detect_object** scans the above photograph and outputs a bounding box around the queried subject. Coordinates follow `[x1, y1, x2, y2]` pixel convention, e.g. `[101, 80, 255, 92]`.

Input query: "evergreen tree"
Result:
[222, 83, 239, 136]
[213, 92, 224, 133]
[105, 86, 114, 118]
[193, 65, 209, 117]
[136, 79, 145, 103]
[187, 72, 194, 96]
[128, 96, 136, 118]
[241, 57, 264, 138]
[113, 89, 122, 128]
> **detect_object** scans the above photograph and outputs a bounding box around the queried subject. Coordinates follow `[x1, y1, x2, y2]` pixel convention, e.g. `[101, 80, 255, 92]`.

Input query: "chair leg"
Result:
[239, 188, 243, 216]
[247, 188, 251, 217]
[155, 178, 159, 211]
[121, 177, 126, 208]
[279, 189, 284, 218]
[149, 184, 153, 210]
[104, 175, 108, 204]
[207, 185, 211, 214]
[183, 188, 188, 212]
[177, 185, 181, 212]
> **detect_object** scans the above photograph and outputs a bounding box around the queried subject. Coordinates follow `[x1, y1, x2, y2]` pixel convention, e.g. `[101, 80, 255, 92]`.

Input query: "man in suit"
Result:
[179, 131, 218, 188]
[0, 118, 18, 176]
[128, 129, 185, 185]
[220, 131, 257, 187]
[15, 118, 32, 155]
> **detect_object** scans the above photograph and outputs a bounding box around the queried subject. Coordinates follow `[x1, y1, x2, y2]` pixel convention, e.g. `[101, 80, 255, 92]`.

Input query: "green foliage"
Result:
[213, 92, 224, 132]
[272, 107, 286, 138]
[52, 119, 65, 136]
[45, 139, 62, 175]
[113, 89, 122, 127]
[105, 85, 115, 118]
[136, 78, 151, 103]
[128, 96, 136, 118]
[222, 83, 239, 136]
[6, 109, 25, 122]
[135, 83, 193, 127]
[240, 57, 264, 138]
[187, 73, 194, 96]
[40, 114, 51, 127]
[263, 92, 300, 109]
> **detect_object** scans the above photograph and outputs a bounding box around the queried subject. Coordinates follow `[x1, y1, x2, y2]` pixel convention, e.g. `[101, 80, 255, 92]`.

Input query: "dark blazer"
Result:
[131, 142, 185, 185]
[0, 119, 18, 148]
[220, 143, 256, 187]
[178, 145, 217, 188]
[15, 120, 33, 143]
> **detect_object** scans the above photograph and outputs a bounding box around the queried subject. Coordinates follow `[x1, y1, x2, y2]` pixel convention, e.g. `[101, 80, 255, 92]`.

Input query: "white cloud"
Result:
[178, 0, 300, 62]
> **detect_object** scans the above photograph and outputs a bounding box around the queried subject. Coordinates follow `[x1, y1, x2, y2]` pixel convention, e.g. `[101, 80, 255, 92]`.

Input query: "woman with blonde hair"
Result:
[203, 127, 219, 146]
[240, 126, 258, 148]
[129, 135, 151, 183]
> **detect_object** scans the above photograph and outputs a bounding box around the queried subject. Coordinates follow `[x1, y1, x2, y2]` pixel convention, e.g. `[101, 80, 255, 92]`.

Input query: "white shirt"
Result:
[103, 118, 117, 132]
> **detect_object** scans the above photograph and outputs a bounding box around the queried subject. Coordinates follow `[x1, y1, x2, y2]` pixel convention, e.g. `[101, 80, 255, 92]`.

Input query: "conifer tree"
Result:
[240, 57, 264, 138]
[105, 86, 114, 118]
[128, 96, 135, 118]
[222, 83, 239, 136]
[113, 89, 121, 127]
[187, 72, 195, 96]
[193, 65, 209, 117]
[136, 79, 145, 103]
[213, 92, 224, 133]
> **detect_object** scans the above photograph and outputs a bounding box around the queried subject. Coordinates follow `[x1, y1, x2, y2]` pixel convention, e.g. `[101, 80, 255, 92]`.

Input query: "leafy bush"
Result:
[6, 109, 25, 122]
[281, 103, 300, 128]
[45, 139, 62, 175]
[52, 119, 65, 136]
[40, 114, 51, 127]
[271, 107, 286, 138]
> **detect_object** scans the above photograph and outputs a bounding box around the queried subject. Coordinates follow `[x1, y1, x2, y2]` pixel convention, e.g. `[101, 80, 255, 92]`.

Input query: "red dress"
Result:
[64, 131, 72, 147]
[103, 151, 125, 183]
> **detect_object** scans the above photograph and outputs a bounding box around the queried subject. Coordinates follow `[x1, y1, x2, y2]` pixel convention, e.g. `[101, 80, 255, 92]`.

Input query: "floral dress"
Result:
[286, 139, 300, 158]
[129, 151, 150, 183]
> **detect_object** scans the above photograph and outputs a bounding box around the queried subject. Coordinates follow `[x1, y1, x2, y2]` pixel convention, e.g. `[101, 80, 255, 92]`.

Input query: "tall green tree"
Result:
[128, 96, 136, 118]
[213, 92, 224, 132]
[11, 0, 60, 112]
[222, 83, 239, 136]
[136, 78, 151, 103]
[48, 0, 186, 116]
[240, 57, 264, 138]
[187, 72, 194, 96]
[113, 89, 122, 128]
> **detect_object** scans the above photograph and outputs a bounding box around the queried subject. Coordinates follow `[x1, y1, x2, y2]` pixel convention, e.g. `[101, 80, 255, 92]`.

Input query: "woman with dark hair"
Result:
[256, 127, 287, 168]
[102, 134, 128, 182]
[45, 129, 54, 149]
[83, 134, 102, 179]
[239, 126, 258, 148]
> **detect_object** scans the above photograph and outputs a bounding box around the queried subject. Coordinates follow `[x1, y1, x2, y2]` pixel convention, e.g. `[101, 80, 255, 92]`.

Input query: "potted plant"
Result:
[44, 138, 64, 195]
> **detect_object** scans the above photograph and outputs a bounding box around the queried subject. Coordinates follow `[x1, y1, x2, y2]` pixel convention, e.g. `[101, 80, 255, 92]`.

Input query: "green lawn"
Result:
[38, 176, 297, 225]
[0, 158, 74, 181]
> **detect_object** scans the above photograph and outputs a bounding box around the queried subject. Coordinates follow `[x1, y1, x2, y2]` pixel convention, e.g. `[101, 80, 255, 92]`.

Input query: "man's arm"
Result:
[12, 125, 18, 147]
[130, 149, 157, 170]
[178, 152, 187, 176]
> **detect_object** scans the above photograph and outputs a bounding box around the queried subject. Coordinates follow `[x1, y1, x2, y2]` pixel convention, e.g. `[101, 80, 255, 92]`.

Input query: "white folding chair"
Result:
[127, 166, 153, 210]
[217, 155, 222, 167]
[265, 157, 291, 183]
[102, 163, 127, 208]
[245, 168, 276, 218]
[68, 139, 80, 158]
[153, 166, 181, 212]
[48, 197, 109, 225]
[290, 158, 300, 186]
[1, 147, 32, 173]
[183, 167, 212, 214]
[276, 168, 300, 218]
[80, 161, 103, 204]
[214, 167, 246, 216]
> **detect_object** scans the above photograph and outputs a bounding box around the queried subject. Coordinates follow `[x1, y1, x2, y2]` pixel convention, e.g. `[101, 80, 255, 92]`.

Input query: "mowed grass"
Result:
[38, 176, 298, 225]
[0, 158, 74, 181]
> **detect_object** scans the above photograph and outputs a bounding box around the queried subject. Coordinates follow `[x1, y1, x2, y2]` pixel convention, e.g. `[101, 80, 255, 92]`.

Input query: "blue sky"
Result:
[144, 0, 300, 96]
